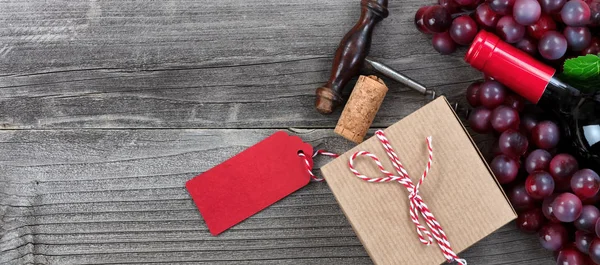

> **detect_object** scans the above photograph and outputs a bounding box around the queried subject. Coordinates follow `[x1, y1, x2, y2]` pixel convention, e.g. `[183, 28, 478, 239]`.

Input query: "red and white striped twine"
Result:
[348, 130, 467, 265]
[299, 149, 339, 182]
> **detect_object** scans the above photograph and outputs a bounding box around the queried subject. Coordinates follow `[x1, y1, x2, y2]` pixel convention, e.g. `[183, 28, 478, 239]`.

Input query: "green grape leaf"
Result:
[563, 54, 600, 80]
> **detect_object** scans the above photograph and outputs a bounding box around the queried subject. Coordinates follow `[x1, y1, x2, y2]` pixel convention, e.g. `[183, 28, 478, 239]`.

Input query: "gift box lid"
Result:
[322, 96, 516, 265]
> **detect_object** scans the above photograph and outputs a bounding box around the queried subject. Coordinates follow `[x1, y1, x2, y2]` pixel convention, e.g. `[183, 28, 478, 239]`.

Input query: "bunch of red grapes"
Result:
[466, 79, 600, 264]
[415, 0, 600, 59]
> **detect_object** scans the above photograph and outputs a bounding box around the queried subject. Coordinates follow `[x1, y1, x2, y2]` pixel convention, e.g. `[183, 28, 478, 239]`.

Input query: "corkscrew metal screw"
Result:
[364, 58, 436, 100]
[364, 58, 469, 117]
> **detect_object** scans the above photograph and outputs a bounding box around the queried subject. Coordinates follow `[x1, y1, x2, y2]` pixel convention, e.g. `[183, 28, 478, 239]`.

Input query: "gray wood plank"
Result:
[0, 0, 558, 264]
[0, 129, 553, 264]
[0, 0, 480, 129]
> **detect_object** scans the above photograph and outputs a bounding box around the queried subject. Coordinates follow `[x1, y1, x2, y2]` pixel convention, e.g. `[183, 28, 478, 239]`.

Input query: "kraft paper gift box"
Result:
[321, 96, 517, 265]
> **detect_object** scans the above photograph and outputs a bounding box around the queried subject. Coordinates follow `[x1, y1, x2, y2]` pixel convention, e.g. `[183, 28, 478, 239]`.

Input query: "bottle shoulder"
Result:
[570, 97, 600, 169]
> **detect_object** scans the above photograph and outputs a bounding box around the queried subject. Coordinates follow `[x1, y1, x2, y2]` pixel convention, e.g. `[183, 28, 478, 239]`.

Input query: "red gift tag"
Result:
[186, 131, 314, 235]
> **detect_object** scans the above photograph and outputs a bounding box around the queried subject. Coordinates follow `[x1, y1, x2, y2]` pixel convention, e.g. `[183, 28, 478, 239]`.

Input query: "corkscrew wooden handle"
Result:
[315, 0, 389, 114]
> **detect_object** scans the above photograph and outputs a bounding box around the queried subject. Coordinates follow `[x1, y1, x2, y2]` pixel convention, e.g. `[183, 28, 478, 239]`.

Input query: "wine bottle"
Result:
[465, 30, 600, 170]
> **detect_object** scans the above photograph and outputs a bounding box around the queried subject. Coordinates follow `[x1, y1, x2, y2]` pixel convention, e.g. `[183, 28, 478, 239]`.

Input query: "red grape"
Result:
[553, 192, 583, 222]
[439, 0, 461, 13]
[538, 223, 568, 251]
[513, 0, 542, 26]
[432, 32, 458, 54]
[543, 194, 560, 222]
[479, 80, 507, 108]
[496, 16, 526, 43]
[520, 113, 540, 134]
[595, 217, 600, 239]
[590, 1, 600, 26]
[525, 149, 552, 174]
[525, 171, 555, 199]
[491, 105, 520, 133]
[590, 238, 600, 264]
[556, 247, 586, 265]
[514, 37, 538, 56]
[509, 183, 537, 211]
[527, 14, 557, 39]
[466, 81, 483, 107]
[561, 0, 592, 27]
[516, 208, 545, 233]
[582, 37, 600, 55]
[575, 231, 594, 254]
[575, 205, 600, 233]
[488, 0, 516, 15]
[540, 0, 567, 14]
[550, 153, 579, 183]
[415, 6, 433, 34]
[423, 5, 453, 33]
[539, 31, 568, 60]
[469, 107, 493, 133]
[490, 154, 520, 184]
[564, 26, 592, 52]
[531, 120, 560, 150]
[449, 15, 479, 45]
[503, 93, 526, 111]
[476, 3, 502, 29]
[571, 169, 600, 199]
[499, 129, 529, 158]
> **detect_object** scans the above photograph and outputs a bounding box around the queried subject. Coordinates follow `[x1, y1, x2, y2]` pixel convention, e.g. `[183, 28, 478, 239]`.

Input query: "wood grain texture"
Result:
[0, 0, 480, 129]
[0, 0, 556, 264]
[0, 129, 553, 264]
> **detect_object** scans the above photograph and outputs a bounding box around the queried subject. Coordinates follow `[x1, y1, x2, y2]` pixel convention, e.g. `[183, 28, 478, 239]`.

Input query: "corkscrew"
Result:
[315, 0, 467, 116]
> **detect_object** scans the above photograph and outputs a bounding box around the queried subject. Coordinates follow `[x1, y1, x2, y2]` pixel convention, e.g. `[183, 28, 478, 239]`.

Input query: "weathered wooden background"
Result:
[0, 0, 555, 264]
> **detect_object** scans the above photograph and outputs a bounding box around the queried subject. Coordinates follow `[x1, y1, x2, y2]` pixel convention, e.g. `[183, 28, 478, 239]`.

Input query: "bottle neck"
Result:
[537, 77, 582, 110]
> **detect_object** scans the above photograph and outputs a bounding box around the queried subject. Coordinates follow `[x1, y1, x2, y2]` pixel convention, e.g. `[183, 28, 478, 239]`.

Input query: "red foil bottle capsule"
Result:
[465, 30, 600, 171]
[465, 31, 556, 104]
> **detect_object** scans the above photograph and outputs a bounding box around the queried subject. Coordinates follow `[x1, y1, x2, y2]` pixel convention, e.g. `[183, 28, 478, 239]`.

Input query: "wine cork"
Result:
[335, 75, 388, 143]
